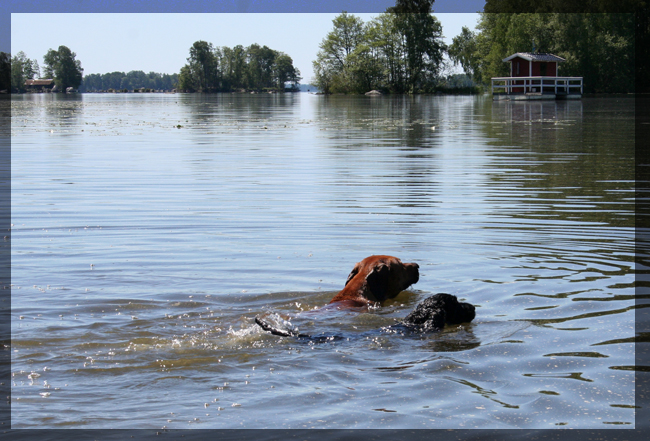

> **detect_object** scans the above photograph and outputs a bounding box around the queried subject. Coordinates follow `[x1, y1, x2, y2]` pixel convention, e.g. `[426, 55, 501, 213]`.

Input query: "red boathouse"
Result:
[491, 52, 583, 100]
[25, 79, 55, 92]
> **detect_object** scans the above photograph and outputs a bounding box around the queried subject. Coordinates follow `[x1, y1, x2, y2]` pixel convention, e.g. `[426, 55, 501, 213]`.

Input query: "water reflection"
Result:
[11, 93, 85, 137]
[178, 92, 302, 125]
[419, 325, 480, 352]
[523, 371, 594, 382]
[487, 99, 584, 141]
[0, 95, 10, 137]
[482, 97, 634, 228]
[448, 377, 521, 409]
[544, 351, 609, 358]
[313, 94, 447, 149]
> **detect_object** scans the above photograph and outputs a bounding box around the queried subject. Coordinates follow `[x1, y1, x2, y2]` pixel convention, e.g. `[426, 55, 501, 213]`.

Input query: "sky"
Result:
[11, 13, 480, 83]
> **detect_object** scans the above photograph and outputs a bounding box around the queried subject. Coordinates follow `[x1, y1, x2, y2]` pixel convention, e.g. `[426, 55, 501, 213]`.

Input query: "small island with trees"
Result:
[176, 41, 301, 93]
[0, 0, 638, 96]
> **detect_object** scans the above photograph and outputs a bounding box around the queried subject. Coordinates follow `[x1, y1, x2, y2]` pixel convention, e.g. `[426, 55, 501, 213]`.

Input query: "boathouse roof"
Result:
[25, 79, 55, 86]
[502, 53, 565, 63]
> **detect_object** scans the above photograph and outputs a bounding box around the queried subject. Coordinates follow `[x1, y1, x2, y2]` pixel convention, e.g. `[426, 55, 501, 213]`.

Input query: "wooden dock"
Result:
[492, 76, 583, 100]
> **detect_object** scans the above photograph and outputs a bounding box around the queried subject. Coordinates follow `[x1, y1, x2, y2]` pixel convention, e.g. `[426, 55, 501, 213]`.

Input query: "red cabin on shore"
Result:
[491, 52, 582, 100]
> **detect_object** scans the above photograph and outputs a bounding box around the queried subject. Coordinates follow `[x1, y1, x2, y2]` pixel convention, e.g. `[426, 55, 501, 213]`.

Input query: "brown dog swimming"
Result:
[254, 255, 475, 339]
[328, 255, 420, 307]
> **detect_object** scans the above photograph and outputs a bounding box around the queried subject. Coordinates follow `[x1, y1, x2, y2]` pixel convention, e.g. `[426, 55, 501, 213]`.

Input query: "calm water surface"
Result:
[10, 93, 636, 429]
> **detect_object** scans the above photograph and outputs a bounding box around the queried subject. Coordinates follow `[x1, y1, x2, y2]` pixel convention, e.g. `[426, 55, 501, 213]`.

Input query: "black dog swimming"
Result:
[255, 293, 476, 339]
[398, 293, 476, 332]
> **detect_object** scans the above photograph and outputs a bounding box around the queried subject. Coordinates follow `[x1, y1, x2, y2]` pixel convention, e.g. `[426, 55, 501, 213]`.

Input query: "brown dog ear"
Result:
[365, 263, 390, 302]
[345, 262, 361, 286]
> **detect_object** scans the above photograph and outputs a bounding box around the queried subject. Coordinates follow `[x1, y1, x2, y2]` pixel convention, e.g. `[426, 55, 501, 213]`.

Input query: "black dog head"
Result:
[401, 293, 475, 332]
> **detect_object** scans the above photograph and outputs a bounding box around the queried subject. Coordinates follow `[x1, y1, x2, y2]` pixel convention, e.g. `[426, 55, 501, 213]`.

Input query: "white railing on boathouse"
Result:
[491, 76, 583, 95]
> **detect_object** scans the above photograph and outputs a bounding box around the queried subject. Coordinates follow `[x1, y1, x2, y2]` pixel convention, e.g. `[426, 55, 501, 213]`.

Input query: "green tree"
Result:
[10, 51, 40, 93]
[160, 73, 179, 90]
[387, 0, 446, 93]
[473, 14, 517, 83]
[245, 44, 277, 90]
[312, 56, 336, 94]
[368, 13, 408, 92]
[119, 75, 132, 91]
[0, 52, 10, 92]
[81, 73, 102, 91]
[187, 40, 218, 92]
[319, 12, 365, 70]
[221, 45, 246, 90]
[10, 61, 24, 93]
[177, 65, 195, 91]
[104, 71, 124, 90]
[347, 42, 384, 93]
[551, 13, 634, 92]
[312, 6, 446, 94]
[448, 26, 480, 81]
[124, 70, 152, 90]
[43, 45, 83, 91]
[312, 12, 365, 93]
[483, 0, 641, 13]
[273, 53, 301, 90]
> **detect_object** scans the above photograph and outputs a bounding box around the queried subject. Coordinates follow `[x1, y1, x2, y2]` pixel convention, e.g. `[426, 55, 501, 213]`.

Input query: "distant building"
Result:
[492, 52, 582, 100]
[25, 79, 55, 92]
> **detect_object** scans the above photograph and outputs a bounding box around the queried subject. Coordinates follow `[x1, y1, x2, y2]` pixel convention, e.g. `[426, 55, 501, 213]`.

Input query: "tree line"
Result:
[177, 41, 301, 92]
[1, 40, 300, 94]
[2, 0, 640, 95]
[80, 71, 179, 92]
[0, 53, 8, 92]
[3, 47, 177, 93]
[312, 0, 447, 94]
[448, 13, 635, 93]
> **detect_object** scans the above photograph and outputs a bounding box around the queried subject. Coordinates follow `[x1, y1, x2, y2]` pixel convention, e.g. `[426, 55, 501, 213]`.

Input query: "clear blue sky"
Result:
[11, 12, 480, 83]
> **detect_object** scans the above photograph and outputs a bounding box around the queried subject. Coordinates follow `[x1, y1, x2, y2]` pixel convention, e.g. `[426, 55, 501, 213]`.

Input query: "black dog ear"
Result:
[345, 262, 361, 286]
[365, 263, 390, 302]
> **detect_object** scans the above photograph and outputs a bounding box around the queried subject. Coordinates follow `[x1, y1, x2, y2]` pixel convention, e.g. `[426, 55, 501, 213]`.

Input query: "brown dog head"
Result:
[331, 255, 419, 305]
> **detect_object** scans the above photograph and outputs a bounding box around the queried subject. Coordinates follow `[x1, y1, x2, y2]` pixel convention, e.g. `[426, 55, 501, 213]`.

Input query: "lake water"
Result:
[9, 92, 636, 431]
